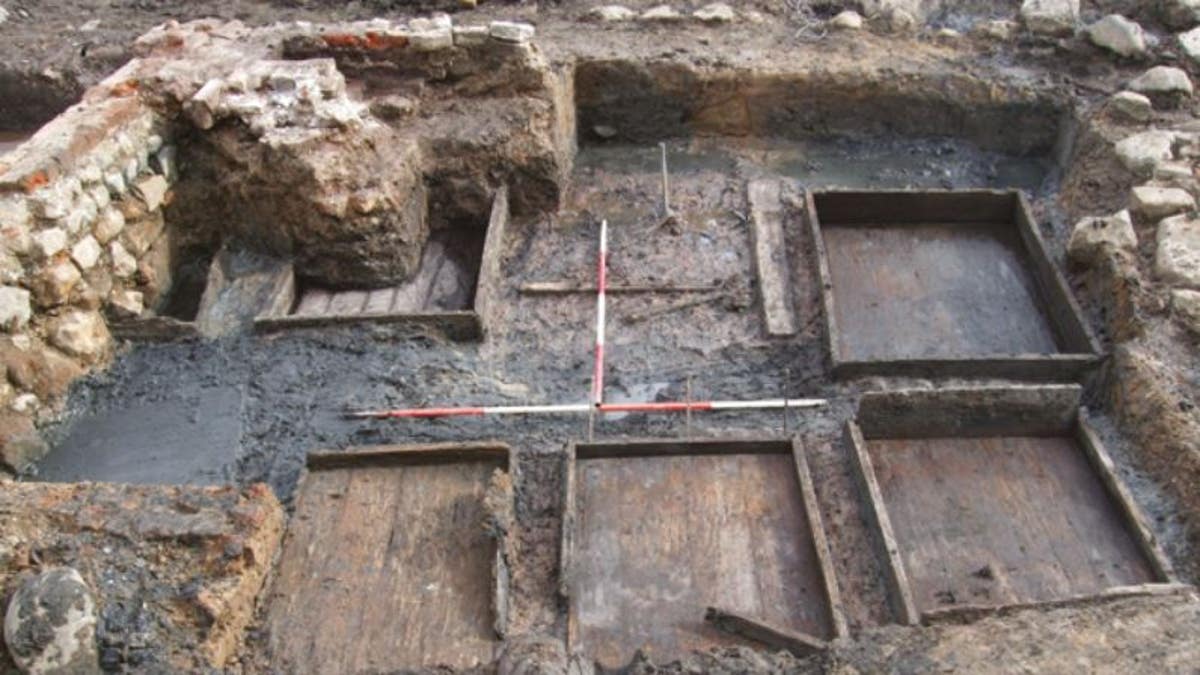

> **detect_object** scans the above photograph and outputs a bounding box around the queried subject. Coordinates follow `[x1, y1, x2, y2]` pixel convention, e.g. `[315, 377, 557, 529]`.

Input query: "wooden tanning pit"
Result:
[264, 442, 513, 672]
[108, 244, 293, 341]
[107, 244, 218, 341]
[806, 190, 1100, 380]
[254, 187, 509, 340]
[560, 438, 846, 667]
[848, 387, 1178, 625]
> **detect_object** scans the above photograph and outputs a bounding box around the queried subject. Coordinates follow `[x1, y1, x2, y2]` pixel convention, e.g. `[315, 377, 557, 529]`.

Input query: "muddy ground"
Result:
[25, 137, 1196, 669]
[3, 0, 1200, 672]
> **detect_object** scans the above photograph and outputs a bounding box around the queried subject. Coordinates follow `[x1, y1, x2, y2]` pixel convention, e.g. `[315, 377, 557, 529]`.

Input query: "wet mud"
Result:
[27, 133, 1191, 646]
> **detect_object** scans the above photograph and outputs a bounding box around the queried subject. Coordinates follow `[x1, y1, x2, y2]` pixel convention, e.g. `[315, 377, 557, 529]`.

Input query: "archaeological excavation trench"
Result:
[1, 4, 1199, 673]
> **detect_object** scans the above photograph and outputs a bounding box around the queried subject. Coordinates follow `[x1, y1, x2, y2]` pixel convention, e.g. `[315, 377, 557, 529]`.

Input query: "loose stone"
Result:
[1019, 0, 1079, 36]
[1086, 15, 1147, 58]
[1067, 210, 1137, 266]
[1155, 213, 1200, 287]
[1131, 186, 1196, 221]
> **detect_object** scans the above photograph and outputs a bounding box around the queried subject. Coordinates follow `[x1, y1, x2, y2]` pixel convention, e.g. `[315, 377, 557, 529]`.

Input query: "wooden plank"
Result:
[867, 434, 1159, 615]
[748, 179, 798, 336]
[390, 264, 437, 313]
[257, 265, 296, 319]
[254, 310, 483, 341]
[809, 189, 1100, 379]
[570, 449, 833, 666]
[791, 438, 848, 638]
[266, 457, 502, 671]
[493, 545, 510, 639]
[812, 190, 1015, 225]
[574, 437, 791, 460]
[293, 288, 333, 316]
[327, 289, 370, 315]
[474, 186, 509, 332]
[1075, 413, 1176, 582]
[561, 442, 579, 652]
[1013, 191, 1102, 355]
[806, 191, 841, 372]
[704, 607, 829, 656]
[109, 316, 201, 342]
[856, 385, 1081, 439]
[845, 421, 920, 625]
[363, 287, 399, 314]
[822, 221, 1061, 362]
[832, 354, 1098, 382]
[308, 442, 509, 470]
[920, 582, 1192, 625]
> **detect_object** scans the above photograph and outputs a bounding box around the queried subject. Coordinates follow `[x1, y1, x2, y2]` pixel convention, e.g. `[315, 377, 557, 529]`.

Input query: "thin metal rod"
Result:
[346, 397, 827, 420]
[685, 375, 693, 438]
[660, 142, 671, 217]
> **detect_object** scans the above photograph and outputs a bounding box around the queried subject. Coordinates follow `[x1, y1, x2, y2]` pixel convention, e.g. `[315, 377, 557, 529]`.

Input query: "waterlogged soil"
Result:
[28, 135, 1190, 656]
[40, 133, 1059, 493]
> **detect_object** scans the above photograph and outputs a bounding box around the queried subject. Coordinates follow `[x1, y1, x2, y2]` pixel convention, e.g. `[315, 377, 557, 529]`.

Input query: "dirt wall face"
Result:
[573, 59, 1067, 156]
[176, 122, 430, 289]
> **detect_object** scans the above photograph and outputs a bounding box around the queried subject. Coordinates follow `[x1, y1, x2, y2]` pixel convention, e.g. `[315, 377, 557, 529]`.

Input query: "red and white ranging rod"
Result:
[591, 219, 608, 406]
[346, 218, 827, 421]
[347, 399, 826, 420]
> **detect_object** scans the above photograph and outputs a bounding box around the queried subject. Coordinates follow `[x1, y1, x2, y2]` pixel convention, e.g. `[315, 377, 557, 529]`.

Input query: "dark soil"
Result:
[28, 137, 1191, 647]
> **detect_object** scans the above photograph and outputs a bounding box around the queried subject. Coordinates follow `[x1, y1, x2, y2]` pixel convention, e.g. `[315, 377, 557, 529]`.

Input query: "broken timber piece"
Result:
[704, 607, 829, 656]
[748, 179, 799, 336]
[622, 292, 729, 324]
[519, 281, 720, 294]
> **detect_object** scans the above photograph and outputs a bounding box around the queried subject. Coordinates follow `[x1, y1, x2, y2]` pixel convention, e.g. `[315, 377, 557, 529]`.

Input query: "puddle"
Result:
[36, 386, 243, 485]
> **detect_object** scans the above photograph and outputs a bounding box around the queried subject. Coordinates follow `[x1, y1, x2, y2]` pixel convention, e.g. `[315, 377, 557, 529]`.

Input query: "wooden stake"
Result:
[704, 607, 829, 656]
[660, 141, 671, 218]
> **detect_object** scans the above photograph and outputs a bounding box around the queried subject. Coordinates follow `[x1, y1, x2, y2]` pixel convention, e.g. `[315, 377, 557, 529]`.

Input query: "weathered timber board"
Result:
[266, 460, 500, 672]
[571, 452, 832, 667]
[867, 435, 1157, 614]
[292, 229, 484, 319]
[823, 222, 1060, 362]
[748, 179, 798, 336]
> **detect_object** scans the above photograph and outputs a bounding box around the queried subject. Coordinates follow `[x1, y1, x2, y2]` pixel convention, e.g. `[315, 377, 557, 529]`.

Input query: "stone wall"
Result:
[281, 16, 576, 229]
[0, 78, 176, 472]
[0, 14, 573, 469]
[1061, 62, 1200, 568]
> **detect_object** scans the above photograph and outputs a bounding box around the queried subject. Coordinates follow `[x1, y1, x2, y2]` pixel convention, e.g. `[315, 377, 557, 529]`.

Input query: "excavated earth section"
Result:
[0, 3, 1199, 673]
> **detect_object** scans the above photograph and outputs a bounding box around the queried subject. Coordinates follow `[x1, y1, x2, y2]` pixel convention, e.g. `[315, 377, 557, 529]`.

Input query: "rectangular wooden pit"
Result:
[254, 186, 510, 341]
[265, 442, 512, 672]
[847, 387, 1177, 625]
[561, 438, 845, 667]
[806, 190, 1100, 379]
[109, 245, 293, 341]
[107, 248, 213, 341]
